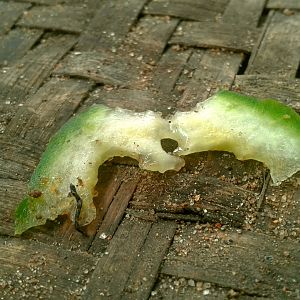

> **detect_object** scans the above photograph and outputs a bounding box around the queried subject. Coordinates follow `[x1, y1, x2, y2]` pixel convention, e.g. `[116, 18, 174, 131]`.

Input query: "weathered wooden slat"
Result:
[77, 0, 148, 51]
[121, 16, 179, 65]
[171, 49, 205, 100]
[0, 135, 42, 236]
[246, 12, 300, 77]
[267, 0, 300, 9]
[5, 77, 93, 143]
[89, 167, 140, 253]
[162, 227, 300, 298]
[253, 169, 300, 239]
[150, 46, 192, 96]
[82, 165, 130, 238]
[131, 172, 257, 227]
[84, 87, 184, 116]
[233, 75, 300, 112]
[0, 178, 27, 235]
[18, 0, 96, 5]
[222, 0, 266, 27]
[176, 49, 243, 109]
[83, 88, 170, 113]
[183, 151, 264, 193]
[170, 21, 258, 53]
[144, 0, 228, 22]
[150, 275, 271, 299]
[0, 2, 31, 35]
[0, 28, 43, 66]
[17, 5, 93, 34]
[0, 34, 77, 124]
[0, 134, 42, 235]
[83, 219, 152, 299]
[0, 236, 96, 299]
[123, 221, 177, 300]
[0, 136, 42, 181]
[54, 50, 146, 88]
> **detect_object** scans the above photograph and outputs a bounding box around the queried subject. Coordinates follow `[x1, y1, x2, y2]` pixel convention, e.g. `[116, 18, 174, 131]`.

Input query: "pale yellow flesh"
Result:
[170, 95, 300, 185]
[22, 107, 185, 230]
[68, 108, 185, 225]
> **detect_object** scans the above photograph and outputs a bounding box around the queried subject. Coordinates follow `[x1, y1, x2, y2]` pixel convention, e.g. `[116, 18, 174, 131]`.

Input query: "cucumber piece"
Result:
[15, 105, 184, 235]
[15, 91, 300, 234]
[171, 91, 300, 185]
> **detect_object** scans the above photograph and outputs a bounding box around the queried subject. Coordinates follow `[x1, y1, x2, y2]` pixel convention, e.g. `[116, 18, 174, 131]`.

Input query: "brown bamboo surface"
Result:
[1, 0, 300, 299]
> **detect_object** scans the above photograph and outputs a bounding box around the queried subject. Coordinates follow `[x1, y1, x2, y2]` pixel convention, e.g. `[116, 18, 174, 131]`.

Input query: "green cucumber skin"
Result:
[216, 91, 300, 135]
[15, 106, 110, 235]
[30, 105, 110, 187]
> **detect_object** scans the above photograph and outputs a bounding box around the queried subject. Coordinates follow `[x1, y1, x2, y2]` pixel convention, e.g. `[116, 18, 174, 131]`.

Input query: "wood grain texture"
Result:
[89, 167, 141, 253]
[83, 88, 170, 113]
[18, 0, 95, 5]
[176, 49, 243, 109]
[84, 219, 152, 299]
[0, 136, 43, 235]
[121, 16, 179, 65]
[5, 77, 93, 143]
[131, 172, 257, 227]
[170, 21, 258, 53]
[162, 227, 300, 298]
[0, 2, 31, 35]
[222, 0, 266, 27]
[267, 0, 300, 9]
[0, 236, 96, 299]
[144, 0, 228, 21]
[150, 46, 192, 96]
[0, 34, 77, 128]
[54, 50, 146, 88]
[18, 5, 93, 33]
[85, 219, 177, 299]
[0, 178, 28, 235]
[150, 275, 268, 299]
[0, 136, 42, 181]
[259, 177, 300, 239]
[0, 28, 43, 66]
[123, 221, 177, 300]
[246, 12, 300, 77]
[77, 0, 148, 51]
